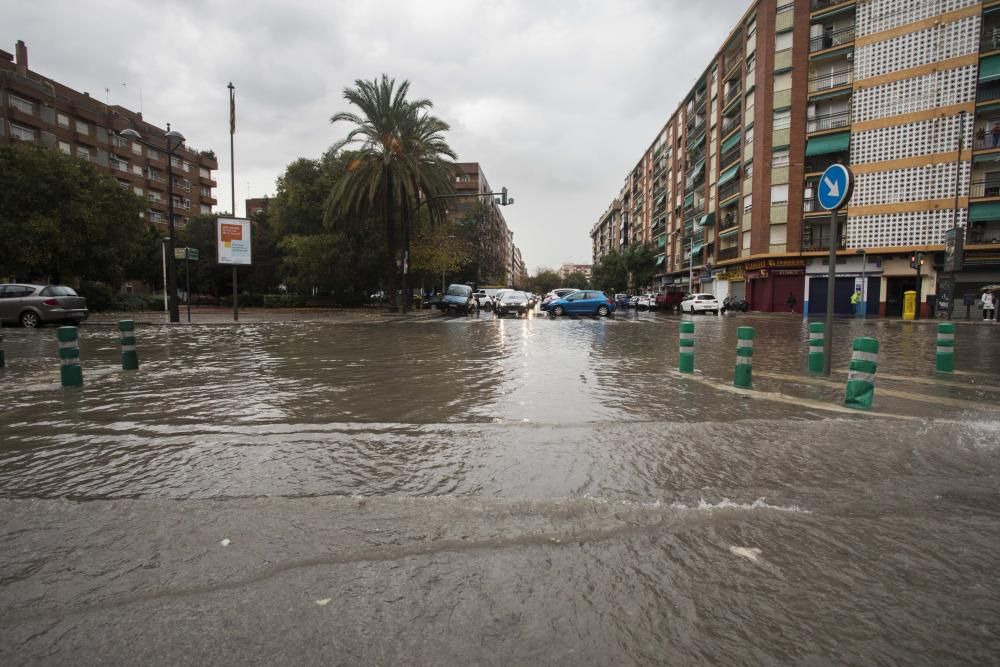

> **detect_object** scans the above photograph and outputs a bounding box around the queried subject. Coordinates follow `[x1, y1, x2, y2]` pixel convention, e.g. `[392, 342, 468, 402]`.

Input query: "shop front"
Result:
[744, 259, 805, 313]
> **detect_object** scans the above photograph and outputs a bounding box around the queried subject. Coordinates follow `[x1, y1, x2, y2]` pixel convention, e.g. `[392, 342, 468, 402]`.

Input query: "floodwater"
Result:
[1, 310, 999, 665]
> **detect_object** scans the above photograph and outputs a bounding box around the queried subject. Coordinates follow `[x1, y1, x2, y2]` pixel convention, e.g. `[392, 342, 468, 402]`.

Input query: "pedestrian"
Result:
[850, 288, 863, 318]
[786, 292, 797, 313]
[976, 126, 986, 148]
[983, 289, 996, 321]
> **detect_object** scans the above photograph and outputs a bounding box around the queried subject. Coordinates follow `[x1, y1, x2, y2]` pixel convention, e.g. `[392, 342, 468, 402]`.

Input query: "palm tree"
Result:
[326, 75, 456, 311]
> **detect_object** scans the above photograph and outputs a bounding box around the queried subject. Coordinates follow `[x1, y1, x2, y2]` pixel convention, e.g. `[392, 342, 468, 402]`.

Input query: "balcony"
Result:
[721, 114, 740, 137]
[807, 109, 851, 133]
[719, 178, 741, 202]
[810, 25, 855, 53]
[808, 67, 853, 93]
[981, 28, 1000, 53]
[774, 48, 793, 71]
[801, 225, 846, 252]
[776, 7, 794, 33]
[723, 83, 742, 108]
[720, 146, 741, 170]
[970, 179, 1000, 198]
[805, 150, 849, 174]
[811, 0, 854, 11]
[969, 221, 1000, 244]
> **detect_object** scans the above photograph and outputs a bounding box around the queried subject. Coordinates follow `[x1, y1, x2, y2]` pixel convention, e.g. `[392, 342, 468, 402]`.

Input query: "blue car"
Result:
[547, 290, 615, 318]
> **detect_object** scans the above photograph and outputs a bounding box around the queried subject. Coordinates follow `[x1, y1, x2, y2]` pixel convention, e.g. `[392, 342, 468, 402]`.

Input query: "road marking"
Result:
[833, 370, 1000, 393]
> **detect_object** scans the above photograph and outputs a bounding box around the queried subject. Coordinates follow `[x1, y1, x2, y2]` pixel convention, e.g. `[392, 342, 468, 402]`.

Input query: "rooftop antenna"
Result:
[105, 87, 110, 105]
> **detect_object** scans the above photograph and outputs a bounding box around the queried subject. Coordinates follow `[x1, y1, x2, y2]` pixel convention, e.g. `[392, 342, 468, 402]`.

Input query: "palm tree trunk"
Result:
[401, 201, 410, 314]
[383, 174, 398, 312]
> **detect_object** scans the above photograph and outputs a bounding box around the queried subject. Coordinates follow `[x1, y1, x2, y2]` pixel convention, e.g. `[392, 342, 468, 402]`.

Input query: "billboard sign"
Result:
[217, 218, 252, 265]
[943, 226, 964, 273]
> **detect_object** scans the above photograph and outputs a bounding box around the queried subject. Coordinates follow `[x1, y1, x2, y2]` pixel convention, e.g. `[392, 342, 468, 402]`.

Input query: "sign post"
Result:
[216, 218, 252, 320]
[818, 163, 854, 376]
[943, 226, 964, 320]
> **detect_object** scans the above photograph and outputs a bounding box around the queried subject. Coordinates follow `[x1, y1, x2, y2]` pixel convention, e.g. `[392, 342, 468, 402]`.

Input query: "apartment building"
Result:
[1, 41, 218, 231]
[451, 162, 524, 287]
[591, 0, 1000, 315]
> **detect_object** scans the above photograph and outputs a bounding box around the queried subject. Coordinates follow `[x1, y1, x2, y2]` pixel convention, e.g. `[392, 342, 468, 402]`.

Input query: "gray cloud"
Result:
[7, 0, 749, 270]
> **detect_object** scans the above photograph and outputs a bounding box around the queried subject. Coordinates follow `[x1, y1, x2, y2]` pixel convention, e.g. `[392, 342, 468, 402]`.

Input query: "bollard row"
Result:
[844, 337, 879, 410]
[734, 326, 755, 388]
[936, 323, 955, 373]
[57, 326, 83, 387]
[679, 321, 695, 373]
[119, 320, 139, 370]
[808, 322, 824, 373]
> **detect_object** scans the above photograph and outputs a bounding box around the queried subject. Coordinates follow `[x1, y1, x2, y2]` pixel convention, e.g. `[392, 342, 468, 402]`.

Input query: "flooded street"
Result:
[1, 311, 999, 664]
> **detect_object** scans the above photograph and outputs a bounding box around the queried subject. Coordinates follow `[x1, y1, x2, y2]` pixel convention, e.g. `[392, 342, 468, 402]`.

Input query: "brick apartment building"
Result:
[1, 40, 218, 233]
[451, 162, 525, 287]
[591, 0, 1000, 316]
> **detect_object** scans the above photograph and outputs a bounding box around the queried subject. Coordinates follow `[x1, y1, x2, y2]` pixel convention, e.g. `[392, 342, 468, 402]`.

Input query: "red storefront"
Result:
[745, 259, 806, 313]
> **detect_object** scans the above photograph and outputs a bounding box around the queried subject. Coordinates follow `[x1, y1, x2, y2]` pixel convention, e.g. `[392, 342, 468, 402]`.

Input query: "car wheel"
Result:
[553, 306, 565, 317]
[597, 305, 610, 317]
[20, 311, 40, 328]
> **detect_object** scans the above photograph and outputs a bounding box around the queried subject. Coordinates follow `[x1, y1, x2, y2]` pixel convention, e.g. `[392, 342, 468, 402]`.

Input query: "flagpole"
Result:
[228, 82, 238, 321]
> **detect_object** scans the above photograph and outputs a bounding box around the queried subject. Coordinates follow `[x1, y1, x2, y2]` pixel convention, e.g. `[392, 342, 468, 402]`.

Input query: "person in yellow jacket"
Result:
[851, 289, 863, 318]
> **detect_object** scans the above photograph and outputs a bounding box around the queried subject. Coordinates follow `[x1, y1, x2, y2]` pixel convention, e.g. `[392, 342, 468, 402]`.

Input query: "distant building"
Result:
[0, 40, 218, 231]
[559, 263, 592, 281]
[450, 162, 523, 286]
[245, 197, 269, 219]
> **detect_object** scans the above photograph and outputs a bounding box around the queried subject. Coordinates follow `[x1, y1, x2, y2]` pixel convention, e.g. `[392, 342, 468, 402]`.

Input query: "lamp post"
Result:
[856, 248, 867, 319]
[121, 125, 186, 323]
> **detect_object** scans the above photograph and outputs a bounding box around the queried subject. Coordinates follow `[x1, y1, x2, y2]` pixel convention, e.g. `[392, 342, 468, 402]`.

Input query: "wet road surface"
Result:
[1, 310, 999, 665]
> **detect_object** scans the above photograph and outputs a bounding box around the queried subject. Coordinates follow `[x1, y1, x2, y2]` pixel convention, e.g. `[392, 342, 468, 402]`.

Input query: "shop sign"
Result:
[715, 270, 745, 281]
[744, 258, 806, 271]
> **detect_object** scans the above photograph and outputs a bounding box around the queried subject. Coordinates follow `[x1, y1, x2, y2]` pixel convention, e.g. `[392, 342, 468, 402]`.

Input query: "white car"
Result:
[473, 290, 494, 311]
[681, 293, 721, 315]
[636, 293, 657, 310]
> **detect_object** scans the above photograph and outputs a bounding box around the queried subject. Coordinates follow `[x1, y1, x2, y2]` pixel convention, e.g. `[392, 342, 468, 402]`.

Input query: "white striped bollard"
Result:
[844, 337, 878, 410]
[119, 320, 139, 370]
[808, 322, 824, 373]
[679, 321, 695, 373]
[734, 326, 755, 388]
[57, 326, 83, 387]
[935, 323, 954, 373]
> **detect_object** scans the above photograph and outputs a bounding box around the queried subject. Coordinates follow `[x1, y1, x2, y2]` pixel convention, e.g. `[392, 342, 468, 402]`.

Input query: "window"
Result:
[10, 124, 36, 141]
[77, 146, 90, 160]
[773, 109, 791, 130]
[57, 113, 70, 128]
[112, 134, 128, 147]
[132, 142, 143, 156]
[76, 120, 89, 135]
[119, 180, 131, 191]
[745, 162, 754, 179]
[133, 186, 144, 196]
[110, 157, 129, 172]
[132, 164, 143, 176]
[743, 193, 753, 214]
[775, 32, 793, 52]
[9, 94, 33, 114]
[772, 148, 789, 167]
[147, 148, 160, 161]
[771, 184, 789, 204]
[199, 167, 210, 178]
[745, 126, 754, 145]
[746, 53, 756, 75]
[746, 17, 756, 39]
[58, 140, 71, 155]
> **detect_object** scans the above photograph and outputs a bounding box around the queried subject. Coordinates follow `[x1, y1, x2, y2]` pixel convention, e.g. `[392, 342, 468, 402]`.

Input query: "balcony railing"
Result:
[808, 68, 853, 93]
[970, 180, 1000, 198]
[969, 225, 1000, 244]
[719, 178, 741, 202]
[811, 0, 853, 11]
[717, 246, 740, 261]
[721, 114, 740, 136]
[720, 146, 741, 169]
[801, 233, 846, 252]
[981, 31, 1000, 53]
[974, 134, 1000, 150]
[807, 109, 851, 133]
[723, 83, 742, 106]
[809, 25, 855, 52]
[978, 85, 1000, 103]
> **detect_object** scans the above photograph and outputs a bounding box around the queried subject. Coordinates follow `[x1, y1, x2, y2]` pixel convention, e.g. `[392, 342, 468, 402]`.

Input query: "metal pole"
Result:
[229, 82, 238, 322]
[161, 237, 169, 314]
[948, 110, 966, 320]
[166, 129, 179, 323]
[860, 249, 867, 320]
[186, 252, 191, 323]
[823, 207, 838, 375]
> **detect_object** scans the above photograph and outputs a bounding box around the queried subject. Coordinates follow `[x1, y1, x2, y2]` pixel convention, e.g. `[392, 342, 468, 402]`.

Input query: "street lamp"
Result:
[120, 125, 186, 323]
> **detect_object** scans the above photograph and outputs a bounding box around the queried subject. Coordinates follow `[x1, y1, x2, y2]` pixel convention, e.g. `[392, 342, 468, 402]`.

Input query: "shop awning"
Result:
[689, 159, 705, 182]
[687, 129, 706, 152]
[721, 132, 741, 154]
[655, 192, 666, 206]
[656, 255, 665, 267]
[980, 54, 1000, 83]
[718, 164, 740, 186]
[969, 201, 1000, 222]
[805, 132, 850, 156]
[657, 235, 666, 248]
[684, 193, 694, 207]
[698, 213, 714, 227]
[974, 151, 1000, 164]
[691, 242, 704, 256]
[719, 226, 739, 238]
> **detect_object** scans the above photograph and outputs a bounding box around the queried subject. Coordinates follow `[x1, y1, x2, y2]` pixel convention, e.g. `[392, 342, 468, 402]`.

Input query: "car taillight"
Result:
[43, 298, 59, 306]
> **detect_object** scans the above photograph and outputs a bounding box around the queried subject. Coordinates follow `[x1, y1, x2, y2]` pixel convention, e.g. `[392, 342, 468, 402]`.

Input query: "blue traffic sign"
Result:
[818, 163, 853, 211]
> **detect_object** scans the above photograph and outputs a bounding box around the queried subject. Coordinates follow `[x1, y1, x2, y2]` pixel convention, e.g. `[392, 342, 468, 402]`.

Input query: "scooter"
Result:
[722, 296, 749, 314]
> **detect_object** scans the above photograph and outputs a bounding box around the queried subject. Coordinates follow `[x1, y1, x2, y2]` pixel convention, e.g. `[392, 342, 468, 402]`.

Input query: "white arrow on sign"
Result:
[823, 175, 840, 199]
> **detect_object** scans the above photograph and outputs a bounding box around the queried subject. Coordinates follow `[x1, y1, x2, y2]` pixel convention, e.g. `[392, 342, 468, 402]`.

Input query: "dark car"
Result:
[438, 284, 478, 314]
[0, 284, 89, 328]
[655, 289, 688, 311]
[495, 290, 530, 317]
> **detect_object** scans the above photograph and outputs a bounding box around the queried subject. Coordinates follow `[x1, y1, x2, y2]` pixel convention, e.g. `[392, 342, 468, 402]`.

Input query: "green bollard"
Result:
[679, 321, 695, 373]
[808, 322, 824, 373]
[734, 326, 755, 388]
[119, 320, 139, 370]
[57, 326, 83, 387]
[935, 323, 955, 373]
[844, 337, 879, 410]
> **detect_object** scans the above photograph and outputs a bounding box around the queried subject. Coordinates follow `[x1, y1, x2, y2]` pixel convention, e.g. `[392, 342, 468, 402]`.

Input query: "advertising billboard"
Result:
[217, 218, 252, 265]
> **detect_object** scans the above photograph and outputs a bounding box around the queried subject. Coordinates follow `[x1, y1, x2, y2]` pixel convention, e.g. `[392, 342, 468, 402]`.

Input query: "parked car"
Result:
[473, 290, 494, 311]
[615, 293, 631, 308]
[629, 295, 640, 309]
[438, 284, 478, 314]
[680, 293, 721, 315]
[655, 290, 688, 310]
[539, 288, 578, 311]
[547, 290, 615, 318]
[0, 284, 89, 328]
[636, 293, 657, 310]
[495, 290, 530, 317]
[525, 292, 538, 308]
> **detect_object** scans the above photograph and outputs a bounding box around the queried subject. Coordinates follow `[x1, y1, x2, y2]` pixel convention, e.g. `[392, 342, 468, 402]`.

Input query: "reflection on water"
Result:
[1, 314, 998, 663]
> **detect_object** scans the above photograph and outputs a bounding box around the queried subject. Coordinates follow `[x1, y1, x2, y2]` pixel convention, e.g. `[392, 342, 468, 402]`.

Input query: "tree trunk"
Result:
[383, 177, 398, 312]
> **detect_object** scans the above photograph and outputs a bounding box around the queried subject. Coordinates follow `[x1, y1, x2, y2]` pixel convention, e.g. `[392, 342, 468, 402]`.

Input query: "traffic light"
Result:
[910, 253, 917, 269]
[501, 187, 508, 206]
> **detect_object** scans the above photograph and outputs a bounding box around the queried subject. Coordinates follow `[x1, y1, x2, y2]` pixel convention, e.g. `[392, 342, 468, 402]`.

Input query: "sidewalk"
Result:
[84, 307, 443, 326]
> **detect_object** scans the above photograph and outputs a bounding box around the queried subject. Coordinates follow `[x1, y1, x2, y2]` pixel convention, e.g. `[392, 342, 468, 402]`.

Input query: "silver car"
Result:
[0, 284, 89, 328]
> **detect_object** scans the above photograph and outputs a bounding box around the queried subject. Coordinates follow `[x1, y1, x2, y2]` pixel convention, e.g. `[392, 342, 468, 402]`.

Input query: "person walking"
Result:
[851, 288, 863, 318]
[982, 289, 996, 321]
[786, 292, 797, 313]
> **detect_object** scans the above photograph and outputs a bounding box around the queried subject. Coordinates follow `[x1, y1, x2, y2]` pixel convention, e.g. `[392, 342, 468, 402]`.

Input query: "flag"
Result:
[229, 83, 235, 135]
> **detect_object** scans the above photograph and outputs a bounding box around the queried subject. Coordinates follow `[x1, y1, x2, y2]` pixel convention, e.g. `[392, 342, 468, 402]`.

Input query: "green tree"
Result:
[528, 268, 561, 295]
[325, 75, 457, 311]
[410, 219, 472, 293]
[0, 142, 146, 284]
[623, 244, 659, 291]
[562, 271, 590, 289]
[591, 250, 629, 293]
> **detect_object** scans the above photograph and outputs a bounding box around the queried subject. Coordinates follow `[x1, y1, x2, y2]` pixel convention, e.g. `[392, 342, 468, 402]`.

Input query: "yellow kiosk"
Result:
[902, 290, 917, 320]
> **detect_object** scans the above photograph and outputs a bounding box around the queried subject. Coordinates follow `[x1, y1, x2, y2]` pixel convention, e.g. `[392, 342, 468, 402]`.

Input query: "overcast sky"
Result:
[9, 0, 749, 272]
